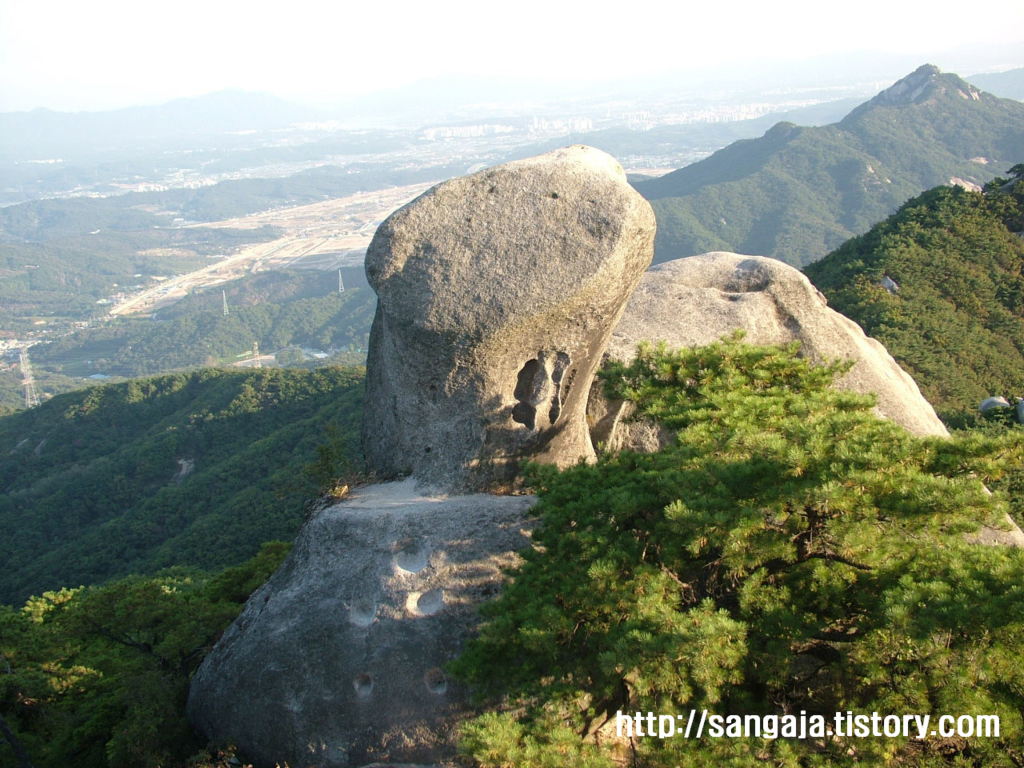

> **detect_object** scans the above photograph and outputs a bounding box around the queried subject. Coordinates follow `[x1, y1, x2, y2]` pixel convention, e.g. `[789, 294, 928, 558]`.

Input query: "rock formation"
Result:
[979, 395, 1012, 413]
[189, 167, 1022, 768]
[592, 251, 948, 453]
[363, 145, 656, 491]
[188, 480, 536, 768]
[189, 146, 655, 767]
[590, 252, 1024, 547]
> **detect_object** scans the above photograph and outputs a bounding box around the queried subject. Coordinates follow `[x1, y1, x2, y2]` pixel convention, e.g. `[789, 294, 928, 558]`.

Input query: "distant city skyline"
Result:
[2, 0, 1024, 112]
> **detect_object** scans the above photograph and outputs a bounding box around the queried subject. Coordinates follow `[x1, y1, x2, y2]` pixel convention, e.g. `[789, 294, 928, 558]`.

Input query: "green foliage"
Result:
[0, 543, 289, 768]
[26, 269, 374, 381]
[804, 178, 1024, 418]
[304, 424, 361, 498]
[275, 346, 305, 366]
[452, 337, 1024, 767]
[0, 364, 84, 416]
[461, 712, 615, 768]
[0, 226, 277, 333]
[0, 365, 363, 605]
[640, 69, 1024, 266]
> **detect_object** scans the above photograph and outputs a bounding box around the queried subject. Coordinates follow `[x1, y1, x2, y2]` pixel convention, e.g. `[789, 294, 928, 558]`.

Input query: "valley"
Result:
[108, 181, 434, 316]
[2, 15, 1024, 763]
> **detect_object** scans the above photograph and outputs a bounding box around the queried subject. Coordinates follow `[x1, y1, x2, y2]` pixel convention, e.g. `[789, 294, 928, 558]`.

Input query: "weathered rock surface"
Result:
[363, 145, 656, 491]
[187, 480, 536, 768]
[595, 251, 948, 449]
[590, 252, 1024, 547]
[979, 395, 1012, 413]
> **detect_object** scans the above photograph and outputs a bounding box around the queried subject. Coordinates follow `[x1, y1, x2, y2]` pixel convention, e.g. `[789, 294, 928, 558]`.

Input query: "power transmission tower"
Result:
[252, 341, 262, 369]
[338, 269, 345, 293]
[19, 348, 40, 408]
[222, 290, 229, 316]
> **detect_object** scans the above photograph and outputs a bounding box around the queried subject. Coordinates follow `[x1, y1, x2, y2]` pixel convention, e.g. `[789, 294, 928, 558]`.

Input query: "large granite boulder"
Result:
[589, 252, 1024, 547]
[592, 251, 949, 452]
[187, 480, 536, 768]
[363, 145, 656, 492]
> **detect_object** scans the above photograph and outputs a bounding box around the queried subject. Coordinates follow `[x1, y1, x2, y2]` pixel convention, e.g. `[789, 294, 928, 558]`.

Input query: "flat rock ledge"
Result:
[187, 480, 536, 768]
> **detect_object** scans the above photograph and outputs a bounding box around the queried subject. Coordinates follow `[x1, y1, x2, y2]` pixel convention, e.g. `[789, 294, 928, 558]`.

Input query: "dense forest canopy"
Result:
[0, 542, 291, 768]
[804, 166, 1024, 418]
[0, 365, 363, 606]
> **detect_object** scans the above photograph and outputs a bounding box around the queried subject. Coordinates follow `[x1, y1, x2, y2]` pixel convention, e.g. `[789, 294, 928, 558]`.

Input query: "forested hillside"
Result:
[0, 543, 291, 768]
[639, 65, 1024, 266]
[0, 365, 363, 605]
[0, 226, 277, 334]
[32, 270, 375, 378]
[804, 167, 1024, 417]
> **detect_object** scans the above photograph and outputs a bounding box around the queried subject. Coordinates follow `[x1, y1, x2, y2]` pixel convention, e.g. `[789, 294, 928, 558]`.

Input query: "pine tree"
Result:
[452, 335, 1024, 767]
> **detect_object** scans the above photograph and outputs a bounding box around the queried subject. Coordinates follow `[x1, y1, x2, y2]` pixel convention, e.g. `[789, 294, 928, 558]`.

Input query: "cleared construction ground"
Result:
[110, 182, 434, 316]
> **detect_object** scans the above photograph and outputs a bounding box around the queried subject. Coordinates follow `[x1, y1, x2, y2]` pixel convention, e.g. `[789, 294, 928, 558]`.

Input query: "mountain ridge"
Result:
[638, 64, 1024, 266]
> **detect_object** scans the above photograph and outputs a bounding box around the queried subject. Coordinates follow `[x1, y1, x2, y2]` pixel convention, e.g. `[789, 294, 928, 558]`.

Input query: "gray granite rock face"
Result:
[591, 251, 1024, 547]
[979, 396, 1012, 413]
[363, 145, 656, 492]
[596, 251, 949, 449]
[187, 480, 536, 768]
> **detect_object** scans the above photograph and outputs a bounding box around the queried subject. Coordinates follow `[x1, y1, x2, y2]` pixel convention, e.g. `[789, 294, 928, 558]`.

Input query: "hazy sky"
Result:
[2, 0, 1023, 112]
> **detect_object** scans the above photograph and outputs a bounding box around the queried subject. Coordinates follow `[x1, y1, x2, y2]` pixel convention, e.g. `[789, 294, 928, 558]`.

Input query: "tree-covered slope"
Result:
[32, 270, 376, 379]
[0, 365, 363, 606]
[804, 168, 1024, 417]
[0, 543, 292, 768]
[0, 226, 277, 334]
[639, 65, 1024, 267]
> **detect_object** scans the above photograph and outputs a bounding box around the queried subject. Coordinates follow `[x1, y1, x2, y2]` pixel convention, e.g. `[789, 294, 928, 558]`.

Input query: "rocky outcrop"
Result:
[363, 145, 656, 492]
[189, 145, 654, 767]
[190, 167, 1024, 768]
[591, 252, 1024, 547]
[595, 252, 949, 451]
[980, 396, 1012, 413]
[187, 480, 536, 768]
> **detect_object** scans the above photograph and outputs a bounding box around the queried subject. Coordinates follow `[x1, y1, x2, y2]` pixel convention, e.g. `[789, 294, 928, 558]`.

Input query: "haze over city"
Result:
[3, 0, 1024, 112]
[5, 1, 1024, 767]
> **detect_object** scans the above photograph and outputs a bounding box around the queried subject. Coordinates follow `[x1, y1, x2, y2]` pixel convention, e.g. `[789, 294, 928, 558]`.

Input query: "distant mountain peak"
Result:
[871, 63, 982, 107]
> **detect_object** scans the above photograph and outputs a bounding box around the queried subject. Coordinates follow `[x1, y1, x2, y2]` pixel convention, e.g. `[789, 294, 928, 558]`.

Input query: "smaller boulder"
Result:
[596, 252, 949, 451]
[188, 480, 537, 768]
[980, 396, 1012, 413]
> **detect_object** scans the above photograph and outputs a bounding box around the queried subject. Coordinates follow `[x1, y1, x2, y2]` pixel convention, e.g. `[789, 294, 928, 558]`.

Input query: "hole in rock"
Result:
[424, 667, 447, 695]
[353, 674, 373, 698]
[512, 358, 543, 429]
[416, 589, 444, 616]
[394, 539, 429, 574]
[349, 599, 377, 627]
[547, 352, 571, 424]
